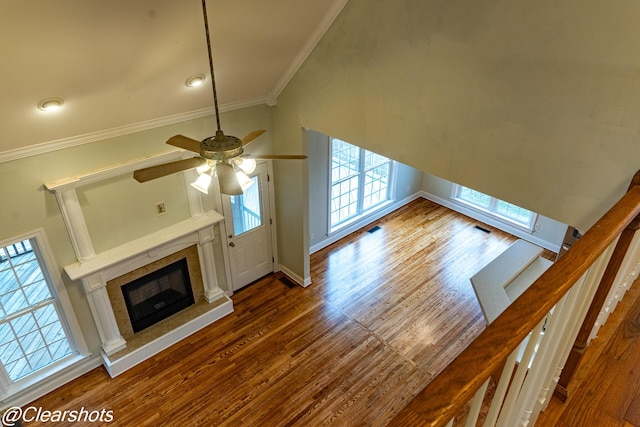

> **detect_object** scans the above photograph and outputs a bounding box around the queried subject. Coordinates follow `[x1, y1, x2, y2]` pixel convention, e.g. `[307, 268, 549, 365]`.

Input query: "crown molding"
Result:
[0, 97, 267, 164]
[266, 0, 349, 106]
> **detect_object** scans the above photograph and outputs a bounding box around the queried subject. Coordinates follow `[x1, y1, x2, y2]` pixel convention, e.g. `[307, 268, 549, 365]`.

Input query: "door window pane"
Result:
[230, 176, 262, 236]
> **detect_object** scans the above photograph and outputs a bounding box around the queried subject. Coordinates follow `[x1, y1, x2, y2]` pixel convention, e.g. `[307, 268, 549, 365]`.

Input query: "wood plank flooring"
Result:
[24, 198, 519, 426]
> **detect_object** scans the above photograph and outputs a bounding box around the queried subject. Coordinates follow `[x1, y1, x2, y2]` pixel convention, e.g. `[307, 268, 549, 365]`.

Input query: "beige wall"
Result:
[272, 0, 640, 277]
[0, 104, 272, 357]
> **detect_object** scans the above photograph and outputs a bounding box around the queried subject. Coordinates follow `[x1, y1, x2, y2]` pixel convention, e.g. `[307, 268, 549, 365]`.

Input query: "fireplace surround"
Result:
[64, 213, 233, 376]
[106, 244, 205, 340]
[45, 153, 234, 377]
[120, 257, 194, 333]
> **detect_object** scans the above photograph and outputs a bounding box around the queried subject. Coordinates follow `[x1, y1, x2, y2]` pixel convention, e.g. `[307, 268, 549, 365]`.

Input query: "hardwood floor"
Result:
[25, 198, 520, 426]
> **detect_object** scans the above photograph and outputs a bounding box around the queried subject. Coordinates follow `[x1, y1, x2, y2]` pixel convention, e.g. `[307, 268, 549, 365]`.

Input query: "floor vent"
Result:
[279, 276, 297, 288]
[368, 225, 381, 233]
[475, 225, 491, 233]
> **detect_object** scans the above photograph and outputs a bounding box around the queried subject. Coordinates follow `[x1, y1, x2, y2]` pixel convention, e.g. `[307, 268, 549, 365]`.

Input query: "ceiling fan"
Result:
[133, 0, 306, 195]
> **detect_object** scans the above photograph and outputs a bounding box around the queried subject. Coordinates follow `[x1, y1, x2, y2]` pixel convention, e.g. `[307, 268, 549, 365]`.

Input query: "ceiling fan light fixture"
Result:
[191, 169, 212, 194]
[235, 158, 257, 175]
[186, 74, 206, 87]
[236, 170, 255, 191]
[37, 97, 64, 112]
[133, 0, 301, 195]
[195, 161, 212, 175]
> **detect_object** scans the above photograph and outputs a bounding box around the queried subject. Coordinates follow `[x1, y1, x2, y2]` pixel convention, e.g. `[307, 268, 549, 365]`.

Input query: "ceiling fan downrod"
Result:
[201, 0, 221, 132]
[199, 0, 244, 160]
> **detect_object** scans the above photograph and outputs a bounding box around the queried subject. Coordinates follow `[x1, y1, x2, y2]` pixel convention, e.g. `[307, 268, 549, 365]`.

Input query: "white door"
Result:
[221, 163, 273, 291]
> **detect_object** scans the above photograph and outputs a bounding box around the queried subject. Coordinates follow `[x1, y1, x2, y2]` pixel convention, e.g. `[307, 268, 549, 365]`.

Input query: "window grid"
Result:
[0, 241, 73, 382]
[331, 176, 360, 225]
[331, 139, 360, 183]
[363, 163, 390, 211]
[330, 138, 392, 229]
[453, 185, 536, 229]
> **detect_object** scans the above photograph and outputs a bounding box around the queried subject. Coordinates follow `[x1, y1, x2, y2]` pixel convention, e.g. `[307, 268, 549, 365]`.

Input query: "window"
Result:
[330, 138, 392, 230]
[452, 185, 537, 230]
[0, 230, 86, 397]
[230, 175, 262, 236]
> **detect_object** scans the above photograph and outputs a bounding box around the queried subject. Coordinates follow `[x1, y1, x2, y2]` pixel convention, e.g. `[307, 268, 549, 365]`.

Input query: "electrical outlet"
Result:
[155, 202, 166, 215]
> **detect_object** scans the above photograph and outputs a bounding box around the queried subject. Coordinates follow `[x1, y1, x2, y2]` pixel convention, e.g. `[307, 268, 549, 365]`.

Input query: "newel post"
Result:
[554, 170, 640, 401]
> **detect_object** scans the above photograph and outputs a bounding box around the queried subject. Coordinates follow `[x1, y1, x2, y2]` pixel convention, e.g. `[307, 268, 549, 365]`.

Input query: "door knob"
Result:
[229, 242, 235, 247]
[228, 234, 233, 238]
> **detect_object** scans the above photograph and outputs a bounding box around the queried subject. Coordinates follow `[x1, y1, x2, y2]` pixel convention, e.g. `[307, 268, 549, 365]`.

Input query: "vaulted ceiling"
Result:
[0, 0, 343, 158]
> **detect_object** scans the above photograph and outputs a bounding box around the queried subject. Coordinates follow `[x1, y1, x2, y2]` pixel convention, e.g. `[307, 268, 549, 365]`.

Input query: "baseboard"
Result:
[279, 265, 311, 287]
[419, 191, 561, 252]
[310, 192, 423, 254]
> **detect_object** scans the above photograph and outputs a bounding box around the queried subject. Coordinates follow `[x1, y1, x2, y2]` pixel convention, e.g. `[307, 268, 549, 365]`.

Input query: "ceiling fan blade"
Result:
[241, 130, 266, 147]
[240, 154, 308, 160]
[216, 162, 243, 195]
[166, 135, 201, 153]
[133, 157, 205, 183]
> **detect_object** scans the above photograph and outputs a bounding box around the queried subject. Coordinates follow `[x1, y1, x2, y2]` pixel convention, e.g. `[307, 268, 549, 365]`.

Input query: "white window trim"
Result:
[451, 184, 538, 232]
[0, 228, 90, 400]
[327, 139, 396, 234]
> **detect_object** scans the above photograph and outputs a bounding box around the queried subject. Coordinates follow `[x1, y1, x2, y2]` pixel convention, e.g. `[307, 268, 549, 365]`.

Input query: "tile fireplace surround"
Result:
[45, 152, 234, 377]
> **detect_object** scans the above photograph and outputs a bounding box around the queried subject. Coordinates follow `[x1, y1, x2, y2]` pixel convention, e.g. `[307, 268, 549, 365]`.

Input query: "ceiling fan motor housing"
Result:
[201, 130, 244, 161]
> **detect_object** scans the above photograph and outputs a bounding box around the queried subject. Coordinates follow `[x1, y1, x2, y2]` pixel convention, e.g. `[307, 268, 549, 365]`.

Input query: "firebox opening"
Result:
[121, 258, 195, 333]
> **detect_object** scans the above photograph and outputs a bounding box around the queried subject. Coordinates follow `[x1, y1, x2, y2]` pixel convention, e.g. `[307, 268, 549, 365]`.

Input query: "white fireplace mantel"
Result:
[75, 212, 231, 375]
[64, 212, 223, 281]
[45, 152, 234, 376]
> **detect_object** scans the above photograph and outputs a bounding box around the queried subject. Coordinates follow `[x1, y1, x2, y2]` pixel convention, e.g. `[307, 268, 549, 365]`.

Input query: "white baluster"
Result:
[465, 379, 489, 427]
[485, 349, 518, 427]
[530, 242, 617, 425]
[495, 318, 546, 427]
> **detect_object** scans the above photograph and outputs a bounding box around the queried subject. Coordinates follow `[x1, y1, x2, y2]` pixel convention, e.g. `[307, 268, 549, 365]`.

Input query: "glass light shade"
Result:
[195, 163, 211, 175]
[237, 158, 257, 174]
[236, 171, 255, 191]
[191, 172, 212, 194]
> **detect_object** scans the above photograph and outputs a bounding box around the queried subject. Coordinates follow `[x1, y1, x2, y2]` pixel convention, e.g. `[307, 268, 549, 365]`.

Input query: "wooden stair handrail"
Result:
[555, 171, 640, 400]
[390, 184, 640, 426]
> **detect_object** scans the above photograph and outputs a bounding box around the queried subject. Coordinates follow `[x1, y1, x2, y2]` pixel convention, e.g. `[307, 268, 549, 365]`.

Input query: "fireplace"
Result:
[121, 258, 195, 333]
[96, 239, 233, 377]
[106, 245, 206, 340]
[46, 155, 234, 377]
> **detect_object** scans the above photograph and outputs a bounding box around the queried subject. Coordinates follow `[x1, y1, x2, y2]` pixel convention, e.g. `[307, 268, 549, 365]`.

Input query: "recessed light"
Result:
[38, 97, 64, 112]
[186, 74, 205, 87]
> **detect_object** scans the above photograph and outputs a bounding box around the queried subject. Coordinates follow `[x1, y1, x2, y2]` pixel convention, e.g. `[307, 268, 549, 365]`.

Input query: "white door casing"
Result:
[221, 163, 274, 291]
